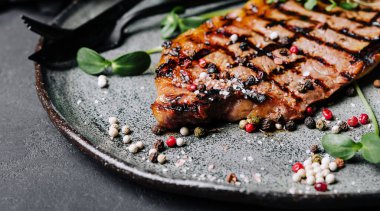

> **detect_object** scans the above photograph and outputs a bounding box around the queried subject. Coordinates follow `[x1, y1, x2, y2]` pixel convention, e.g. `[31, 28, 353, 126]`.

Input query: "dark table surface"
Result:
[0, 5, 269, 211]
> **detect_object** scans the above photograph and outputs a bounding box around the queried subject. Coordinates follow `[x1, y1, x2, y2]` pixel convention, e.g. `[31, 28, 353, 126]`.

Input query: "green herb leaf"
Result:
[326, 0, 337, 11]
[160, 6, 184, 39]
[179, 16, 207, 32]
[76, 47, 111, 75]
[111, 51, 151, 76]
[322, 134, 362, 160]
[304, 0, 317, 10]
[360, 133, 380, 164]
[339, 2, 358, 10]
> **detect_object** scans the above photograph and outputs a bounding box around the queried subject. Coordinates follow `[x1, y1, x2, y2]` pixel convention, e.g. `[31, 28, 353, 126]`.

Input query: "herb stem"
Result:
[146, 46, 163, 55]
[354, 81, 379, 136]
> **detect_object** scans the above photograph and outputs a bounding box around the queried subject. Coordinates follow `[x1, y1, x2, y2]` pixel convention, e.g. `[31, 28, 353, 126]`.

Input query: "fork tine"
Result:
[21, 15, 71, 40]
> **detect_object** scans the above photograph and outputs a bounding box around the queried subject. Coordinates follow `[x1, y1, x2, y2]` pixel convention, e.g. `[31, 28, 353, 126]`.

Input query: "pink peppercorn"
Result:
[245, 123, 255, 133]
[290, 46, 299, 54]
[322, 108, 333, 120]
[314, 182, 328, 192]
[199, 58, 207, 68]
[359, 113, 369, 125]
[292, 162, 304, 173]
[306, 106, 315, 116]
[166, 136, 176, 148]
[347, 116, 359, 127]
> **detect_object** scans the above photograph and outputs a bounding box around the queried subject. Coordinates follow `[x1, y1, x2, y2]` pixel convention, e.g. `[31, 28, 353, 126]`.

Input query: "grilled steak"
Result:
[152, 0, 380, 129]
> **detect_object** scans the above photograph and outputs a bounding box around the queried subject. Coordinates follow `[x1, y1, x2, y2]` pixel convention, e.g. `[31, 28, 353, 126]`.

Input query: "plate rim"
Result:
[33, 0, 380, 207]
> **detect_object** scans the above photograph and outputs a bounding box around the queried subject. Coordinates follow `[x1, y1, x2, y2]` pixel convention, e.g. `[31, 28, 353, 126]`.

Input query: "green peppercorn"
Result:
[284, 120, 297, 131]
[194, 127, 207, 138]
[261, 119, 275, 132]
[312, 154, 322, 163]
[304, 117, 316, 129]
[239, 119, 248, 130]
[316, 118, 327, 131]
[247, 114, 261, 125]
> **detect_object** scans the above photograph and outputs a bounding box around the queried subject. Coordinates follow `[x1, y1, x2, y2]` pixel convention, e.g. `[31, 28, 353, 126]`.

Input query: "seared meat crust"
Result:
[152, 0, 380, 129]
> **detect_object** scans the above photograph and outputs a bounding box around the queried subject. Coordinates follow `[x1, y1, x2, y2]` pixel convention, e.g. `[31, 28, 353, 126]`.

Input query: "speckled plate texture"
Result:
[35, 0, 380, 208]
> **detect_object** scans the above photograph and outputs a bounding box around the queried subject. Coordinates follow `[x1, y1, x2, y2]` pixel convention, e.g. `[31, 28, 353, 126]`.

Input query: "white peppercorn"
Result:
[157, 154, 166, 164]
[122, 135, 131, 144]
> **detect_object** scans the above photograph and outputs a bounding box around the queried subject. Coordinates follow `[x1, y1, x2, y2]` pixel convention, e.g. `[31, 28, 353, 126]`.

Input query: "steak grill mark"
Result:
[152, 0, 380, 128]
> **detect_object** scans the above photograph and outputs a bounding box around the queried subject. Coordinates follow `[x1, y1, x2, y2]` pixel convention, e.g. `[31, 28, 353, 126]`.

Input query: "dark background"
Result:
[0, 2, 267, 210]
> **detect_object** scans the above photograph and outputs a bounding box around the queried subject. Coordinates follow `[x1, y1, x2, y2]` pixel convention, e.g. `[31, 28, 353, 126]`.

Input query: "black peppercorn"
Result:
[239, 42, 249, 51]
[207, 63, 218, 74]
[261, 119, 275, 132]
[153, 139, 165, 152]
[161, 40, 172, 48]
[304, 80, 314, 90]
[149, 152, 158, 163]
[198, 84, 206, 92]
[151, 125, 166, 135]
[310, 145, 319, 153]
[285, 120, 297, 131]
[304, 117, 316, 129]
[338, 121, 349, 132]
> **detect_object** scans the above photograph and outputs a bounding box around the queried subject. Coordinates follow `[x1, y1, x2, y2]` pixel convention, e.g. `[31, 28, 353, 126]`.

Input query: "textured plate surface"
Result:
[36, 0, 380, 207]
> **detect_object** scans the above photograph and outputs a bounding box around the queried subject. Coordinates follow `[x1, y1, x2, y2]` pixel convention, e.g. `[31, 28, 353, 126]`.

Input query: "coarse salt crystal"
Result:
[269, 31, 279, 40]
[230, 34, 238, 43]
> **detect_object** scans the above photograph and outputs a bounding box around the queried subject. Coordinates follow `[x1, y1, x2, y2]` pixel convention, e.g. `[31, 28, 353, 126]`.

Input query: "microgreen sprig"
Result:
[268, 0, 360, 11]
[322, 82, 380, 164]
[160, 6, 234, 39]
[76, 47, 162, 76]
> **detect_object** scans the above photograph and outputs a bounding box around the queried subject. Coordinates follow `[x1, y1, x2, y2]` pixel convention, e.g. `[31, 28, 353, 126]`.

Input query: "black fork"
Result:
[24, 0, 246, 65]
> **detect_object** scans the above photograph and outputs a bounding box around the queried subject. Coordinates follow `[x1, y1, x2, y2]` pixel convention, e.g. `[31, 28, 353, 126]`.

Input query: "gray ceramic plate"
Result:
[35, 0, 380, 208]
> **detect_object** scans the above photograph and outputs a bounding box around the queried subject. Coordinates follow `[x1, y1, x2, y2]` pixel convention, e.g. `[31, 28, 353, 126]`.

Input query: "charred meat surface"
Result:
[152, 0, 380, 129]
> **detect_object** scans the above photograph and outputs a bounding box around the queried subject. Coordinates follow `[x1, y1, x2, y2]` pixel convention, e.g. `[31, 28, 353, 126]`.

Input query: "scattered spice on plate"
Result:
[373, 79, 380, 88]
[239, 119, 248, 130]
[157, 154, 167, 164]
[122, 135, 131, 144]
[149, 152, 158, 163]
[316, 118, 327, 131]
[153, 139, 165, 152]
[284, 120, 297, 131]
[305, 117, 316, 129]
[108, 117, 119, 124]
[322, 108, 333, 120]
[166, 136, 177, 148]
[128, 143, 138, 153]
[179, 127, 190, 136]
[310, 145, 319, 154]
[347, 116, 359, 127]
[97, 75, 108, 88]
[226, 173, 238, 184]
[135, 141, 144, 149]
[335, 158, 345, 169]
[245, 123, 256, 133]
[151, 125, 166, 135]
[359, 113, 369, 125]
[122, 125, 131, 135]
[337, 121, 349, 132]
[194, 127, 206, 138]
[176, 137, 186, 147]
[291, 154, 341, 191]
